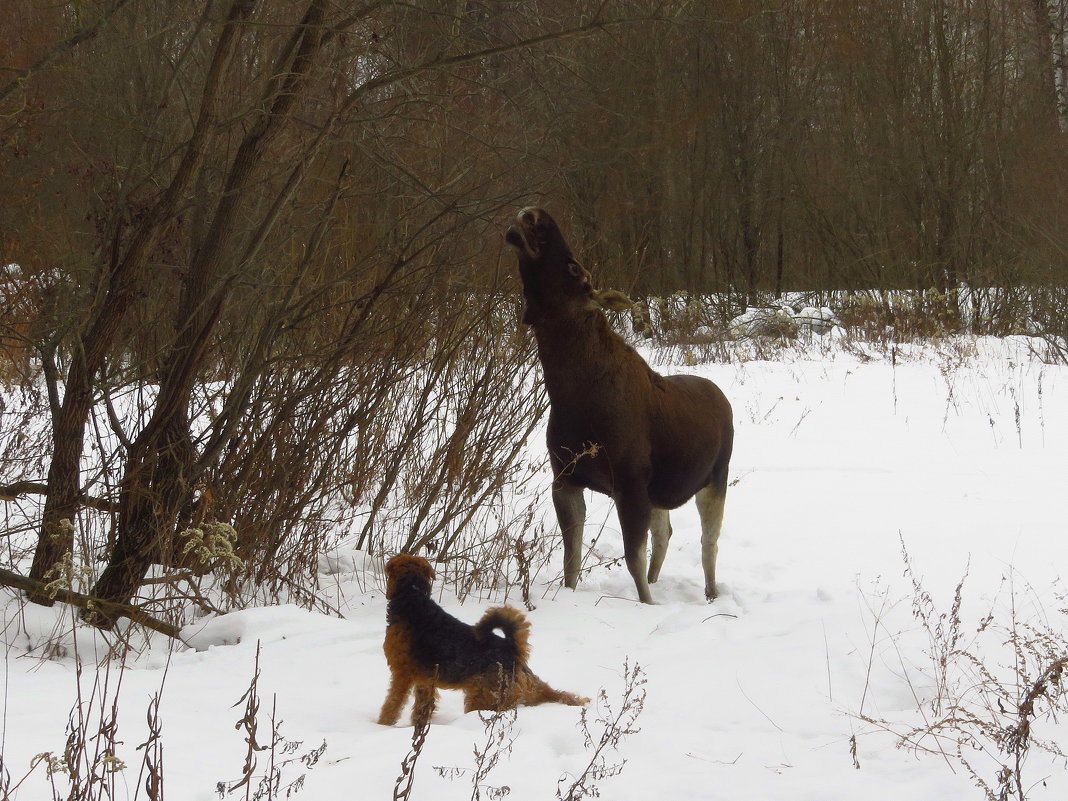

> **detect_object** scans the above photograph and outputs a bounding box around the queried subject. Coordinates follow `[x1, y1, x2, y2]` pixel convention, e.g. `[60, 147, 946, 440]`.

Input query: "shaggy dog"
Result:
[377, 554, 588, 727]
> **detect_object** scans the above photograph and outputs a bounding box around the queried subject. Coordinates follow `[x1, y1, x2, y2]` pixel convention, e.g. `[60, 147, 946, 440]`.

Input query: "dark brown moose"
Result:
[506, 207, 734, 604]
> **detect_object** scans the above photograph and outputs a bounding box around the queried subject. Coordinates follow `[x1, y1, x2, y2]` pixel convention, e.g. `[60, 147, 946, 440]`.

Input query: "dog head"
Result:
[384, 553, 436, 599]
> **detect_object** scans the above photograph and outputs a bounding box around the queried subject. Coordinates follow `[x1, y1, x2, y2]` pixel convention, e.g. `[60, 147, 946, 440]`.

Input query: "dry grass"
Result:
[855, 542, 1068, 801]
[557, 660, 647, 801]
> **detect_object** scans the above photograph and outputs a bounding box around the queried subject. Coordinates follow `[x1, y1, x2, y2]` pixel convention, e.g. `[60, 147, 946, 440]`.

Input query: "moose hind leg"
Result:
[695, 485, 726, 600]
[553, 482, 586, 589]
[647, 508, 672, 584]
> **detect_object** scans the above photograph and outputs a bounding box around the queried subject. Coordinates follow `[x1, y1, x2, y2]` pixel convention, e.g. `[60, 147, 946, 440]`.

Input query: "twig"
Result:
[393, 714, 431, 801]
[735, 679, 783, 732]
[594, 594, 643, 606]
[0, 0, 138, 104]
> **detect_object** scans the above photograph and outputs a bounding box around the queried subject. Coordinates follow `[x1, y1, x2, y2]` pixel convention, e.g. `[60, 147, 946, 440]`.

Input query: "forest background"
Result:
[2, 0, 1068, 626]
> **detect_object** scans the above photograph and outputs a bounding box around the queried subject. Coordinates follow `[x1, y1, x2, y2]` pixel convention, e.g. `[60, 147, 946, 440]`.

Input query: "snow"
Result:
[2, 334, 1066, 800]
[725, 304, 840, 338]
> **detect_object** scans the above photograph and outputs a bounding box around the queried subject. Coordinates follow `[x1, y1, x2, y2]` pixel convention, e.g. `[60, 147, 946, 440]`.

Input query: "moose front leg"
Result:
[552, 482, 586, 590]
[615, 491, 654, 604]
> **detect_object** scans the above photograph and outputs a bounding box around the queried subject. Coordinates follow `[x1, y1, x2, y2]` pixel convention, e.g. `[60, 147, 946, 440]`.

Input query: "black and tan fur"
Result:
[377, 554, 588, 727]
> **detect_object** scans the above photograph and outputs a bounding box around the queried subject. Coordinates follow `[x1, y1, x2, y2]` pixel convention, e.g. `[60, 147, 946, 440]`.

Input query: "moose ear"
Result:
[592, 289, 634, 311]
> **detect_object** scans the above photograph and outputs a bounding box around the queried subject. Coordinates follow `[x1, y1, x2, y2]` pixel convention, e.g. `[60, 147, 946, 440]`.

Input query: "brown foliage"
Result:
[3, 0, 1068, 627]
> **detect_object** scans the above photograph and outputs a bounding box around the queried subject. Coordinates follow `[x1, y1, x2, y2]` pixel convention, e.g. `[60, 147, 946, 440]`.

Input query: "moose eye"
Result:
[566, 261, 584, 278]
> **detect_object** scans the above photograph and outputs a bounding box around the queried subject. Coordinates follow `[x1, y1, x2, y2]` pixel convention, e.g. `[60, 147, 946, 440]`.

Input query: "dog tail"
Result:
[474, 606, 531, 663]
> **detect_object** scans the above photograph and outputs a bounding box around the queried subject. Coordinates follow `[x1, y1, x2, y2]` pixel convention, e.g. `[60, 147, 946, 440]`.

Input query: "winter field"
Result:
[1, 330, 1066, 801]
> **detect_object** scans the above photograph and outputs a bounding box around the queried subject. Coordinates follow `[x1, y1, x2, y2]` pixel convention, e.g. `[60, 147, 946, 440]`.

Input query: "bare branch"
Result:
[0, 567, 181, 639]
[0, 0, 139, 104]
[341, 12, 650, 114]
[0, 480, 117, 513]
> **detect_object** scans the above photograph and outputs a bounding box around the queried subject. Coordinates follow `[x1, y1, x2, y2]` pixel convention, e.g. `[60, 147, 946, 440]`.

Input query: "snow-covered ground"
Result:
[2, 334, 1066, 800]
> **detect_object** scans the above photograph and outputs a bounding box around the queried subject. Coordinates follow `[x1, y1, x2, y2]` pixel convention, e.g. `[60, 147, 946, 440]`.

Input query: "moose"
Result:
[506, 207, 734, 604]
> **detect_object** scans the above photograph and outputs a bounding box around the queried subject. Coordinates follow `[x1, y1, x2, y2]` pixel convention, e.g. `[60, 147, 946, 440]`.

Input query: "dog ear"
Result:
[419, 558, 436, 584]
[384, 554, 400, 578]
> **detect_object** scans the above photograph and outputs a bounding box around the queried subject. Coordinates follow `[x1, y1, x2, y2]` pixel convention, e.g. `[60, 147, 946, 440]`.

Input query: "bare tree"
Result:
[2, 0, 656, 627]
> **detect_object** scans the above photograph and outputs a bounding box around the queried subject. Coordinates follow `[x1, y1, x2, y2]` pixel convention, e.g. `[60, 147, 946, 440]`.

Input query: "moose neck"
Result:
[529, 308, 626, 401]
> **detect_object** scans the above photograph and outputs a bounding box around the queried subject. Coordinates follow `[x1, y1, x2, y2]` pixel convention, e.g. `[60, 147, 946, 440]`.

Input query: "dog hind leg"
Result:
[411, 684, 438, 728]
[464, 680, 507, 713]
[517, 672, 590, 707]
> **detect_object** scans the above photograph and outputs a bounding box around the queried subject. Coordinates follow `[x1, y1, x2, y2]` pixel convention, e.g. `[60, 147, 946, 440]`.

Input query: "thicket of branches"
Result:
[1, 0, 1067, 627]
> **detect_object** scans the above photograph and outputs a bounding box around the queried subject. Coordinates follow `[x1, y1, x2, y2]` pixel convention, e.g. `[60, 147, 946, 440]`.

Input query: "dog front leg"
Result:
[378, 674, 413, 726]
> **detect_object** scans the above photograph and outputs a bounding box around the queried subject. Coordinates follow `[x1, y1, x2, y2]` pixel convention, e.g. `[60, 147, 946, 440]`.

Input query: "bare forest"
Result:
[2, 0, 1068, 630]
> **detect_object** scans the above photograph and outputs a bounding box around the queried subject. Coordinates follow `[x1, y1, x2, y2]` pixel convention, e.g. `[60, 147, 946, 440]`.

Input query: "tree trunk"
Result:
[27, 375, 91, 604]
[85, 413, 195, 628]
[28, 288, 150, 596]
